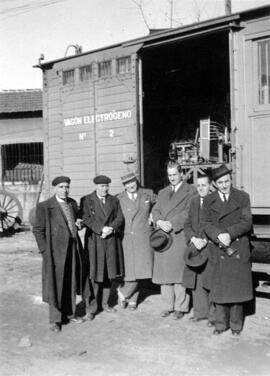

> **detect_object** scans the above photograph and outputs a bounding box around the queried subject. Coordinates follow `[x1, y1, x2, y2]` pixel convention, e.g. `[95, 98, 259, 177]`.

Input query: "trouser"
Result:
[86, 262, 112, 314]
[215, 303, 243, 332]
[192, 272, 212, 319]
[161, 283, 190, 312]
[49, 239, 76, 323]
[119, 281, 139, 304]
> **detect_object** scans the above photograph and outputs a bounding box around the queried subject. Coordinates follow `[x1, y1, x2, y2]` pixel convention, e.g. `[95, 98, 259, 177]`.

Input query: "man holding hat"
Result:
[117, 172, 156, 310]
[152, 160, 197, 319]
[182, 174, 215, 325]
[201, 164, 253, 336]
[80, 175, 124, 316]
[33, 176, 87, 332]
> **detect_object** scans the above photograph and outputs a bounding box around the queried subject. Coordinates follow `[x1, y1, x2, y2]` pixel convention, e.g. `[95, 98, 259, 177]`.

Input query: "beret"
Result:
[52, 176, 71, 186]
[121, 172, 137, 184]
[93, 175, 111, 184]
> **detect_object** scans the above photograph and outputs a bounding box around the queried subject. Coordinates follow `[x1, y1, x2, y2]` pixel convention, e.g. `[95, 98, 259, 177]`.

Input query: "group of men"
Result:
[33, 161, 253, 337]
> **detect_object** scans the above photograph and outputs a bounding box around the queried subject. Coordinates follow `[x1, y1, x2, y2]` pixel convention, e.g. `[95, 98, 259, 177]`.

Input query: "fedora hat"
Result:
[121, 172, 137, 184]
[184, 243, 208, 268]
[211, 164, 232, 182]
[150, 228, 173, 253]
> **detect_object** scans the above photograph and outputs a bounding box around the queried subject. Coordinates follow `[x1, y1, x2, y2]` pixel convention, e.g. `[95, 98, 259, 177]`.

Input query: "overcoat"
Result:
[201, 187, 253, 304]
[182, 195, 208, 289]
[152, 182, 197, 284]
[33, 196, 86, 309]
[118, 188, 156, 281]
[81, 192, 124, 282]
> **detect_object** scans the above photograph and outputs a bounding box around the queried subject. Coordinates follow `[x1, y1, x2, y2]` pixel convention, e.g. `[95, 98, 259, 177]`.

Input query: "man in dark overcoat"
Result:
[201, 165, 253, 336]
[182, 174, 215, 325]
[80, 175, 124, 317]
[33, 176, 87, 333]
[117, 172, 156, 310]
[152, 160, 197, 319]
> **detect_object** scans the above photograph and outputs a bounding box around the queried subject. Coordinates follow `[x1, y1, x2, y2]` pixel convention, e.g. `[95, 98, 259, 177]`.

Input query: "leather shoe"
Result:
[50, 323, 61, 333]
[231, 330, 241, 336]
[189, 316, 207, 322]
[103, 305, 117, 313]
[173, 311, 184, 320]
[128, 303, 137, 311]
[70, 317, 84, 324]
[82, 312, 95, 321]
[213, 329, 225, 335]
[160, 310, 172, 318]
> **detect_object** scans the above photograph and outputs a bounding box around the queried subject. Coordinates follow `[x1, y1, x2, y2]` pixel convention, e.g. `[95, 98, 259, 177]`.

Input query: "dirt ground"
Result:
[0, 230, 270, 376]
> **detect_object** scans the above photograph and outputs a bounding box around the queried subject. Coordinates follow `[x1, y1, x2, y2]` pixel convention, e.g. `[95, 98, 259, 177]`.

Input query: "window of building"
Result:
[98, 60, 112, 78]
[63, 69, 75, 85]
[258, 39, 270, 105]
[116, 56, 131, 74]
[1, 143, 43, 183]
[79, 65, 92, 81]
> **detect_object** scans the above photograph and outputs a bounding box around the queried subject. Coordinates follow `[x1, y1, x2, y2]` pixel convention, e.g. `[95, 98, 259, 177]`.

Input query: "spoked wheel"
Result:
[0, 190, 23, 232]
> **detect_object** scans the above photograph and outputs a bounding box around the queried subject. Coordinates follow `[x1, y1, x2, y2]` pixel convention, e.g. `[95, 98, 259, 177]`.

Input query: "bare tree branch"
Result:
[130, 0, 150, 30]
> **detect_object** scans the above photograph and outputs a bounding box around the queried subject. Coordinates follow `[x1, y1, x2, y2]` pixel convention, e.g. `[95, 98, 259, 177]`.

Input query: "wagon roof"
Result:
[38, 4, 270, 70]
[0, 89, 42, 113]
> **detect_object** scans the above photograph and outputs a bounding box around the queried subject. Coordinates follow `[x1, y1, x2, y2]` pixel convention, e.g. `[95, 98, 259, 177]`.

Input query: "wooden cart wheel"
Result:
[0, 190, 23, 232]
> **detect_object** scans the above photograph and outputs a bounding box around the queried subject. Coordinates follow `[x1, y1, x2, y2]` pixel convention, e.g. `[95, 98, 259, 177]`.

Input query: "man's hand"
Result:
[75, 218, 83, 230]
[191, 237, 207, 250]
[156, 220, 172, 233]
[218, 233, 231, 247]
[101, 226, 114, 238]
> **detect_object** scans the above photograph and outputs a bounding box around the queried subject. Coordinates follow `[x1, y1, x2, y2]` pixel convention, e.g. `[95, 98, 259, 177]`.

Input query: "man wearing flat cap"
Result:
[152, 160, 197, 319]
[33, 176, 87, 332]
[80, 175, 124, 316]
[117, 172, 156, 310]
[201, 164, 253, 336]
[182, 174, 215, 326]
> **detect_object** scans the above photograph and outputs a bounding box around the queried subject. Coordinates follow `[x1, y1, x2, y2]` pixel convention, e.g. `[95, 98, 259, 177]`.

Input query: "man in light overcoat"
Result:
[33, 176, 88, 333]
[152, 160, 197, 319]
[117, 172, 156, 310]
[201, 164, 253, 336]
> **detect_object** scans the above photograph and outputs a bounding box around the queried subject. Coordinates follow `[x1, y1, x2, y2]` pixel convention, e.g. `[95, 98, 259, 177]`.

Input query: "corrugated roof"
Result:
[0, 89, 42, 113]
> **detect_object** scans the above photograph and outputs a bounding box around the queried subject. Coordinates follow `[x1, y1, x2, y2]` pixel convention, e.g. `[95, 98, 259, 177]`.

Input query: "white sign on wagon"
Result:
[63, 109, 132, 127]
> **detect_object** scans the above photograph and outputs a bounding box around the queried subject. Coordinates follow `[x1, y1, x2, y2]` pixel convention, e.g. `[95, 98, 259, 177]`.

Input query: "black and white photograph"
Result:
[0, 1, 270, 375]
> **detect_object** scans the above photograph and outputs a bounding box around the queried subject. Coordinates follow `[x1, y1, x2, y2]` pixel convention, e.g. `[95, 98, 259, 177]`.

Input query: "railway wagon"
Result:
[37, 5, 270, 240]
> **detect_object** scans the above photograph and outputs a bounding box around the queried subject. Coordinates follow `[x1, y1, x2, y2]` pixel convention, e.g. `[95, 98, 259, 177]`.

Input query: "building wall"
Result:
[0, 116, 44, 224]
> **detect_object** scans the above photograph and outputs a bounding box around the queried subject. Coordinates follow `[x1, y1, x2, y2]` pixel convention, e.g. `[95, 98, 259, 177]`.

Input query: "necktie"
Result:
[200, 197, 204, 208]
[169, 186, 175, 199]
[223, 194, 227, 202]
[59, 201, 76, 237]
[100, 197, 106, 205]
[131, 193, 136, 201]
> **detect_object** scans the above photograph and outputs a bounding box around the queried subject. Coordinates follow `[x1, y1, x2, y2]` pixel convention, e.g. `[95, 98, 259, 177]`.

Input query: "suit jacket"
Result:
[152, 181, 197, 284]
[201, 187, 253, 303]
[182, 195, 208, 289]
[81, 192, 124, 282]
[33, 196, 86, 308]
[118, 188, 156, 280]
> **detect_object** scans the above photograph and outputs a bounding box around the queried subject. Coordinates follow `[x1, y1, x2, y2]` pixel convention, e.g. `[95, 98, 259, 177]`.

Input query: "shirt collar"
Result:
[56, 196, 66, 203]
[218, 191, 229, 201]
[172, 181, 183, 193]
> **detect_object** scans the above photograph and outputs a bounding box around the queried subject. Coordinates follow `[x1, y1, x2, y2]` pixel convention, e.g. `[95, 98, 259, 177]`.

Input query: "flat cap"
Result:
[52, 176, 71, 186]
[93, 175, 111, 184]
[121, 172, 137, 184]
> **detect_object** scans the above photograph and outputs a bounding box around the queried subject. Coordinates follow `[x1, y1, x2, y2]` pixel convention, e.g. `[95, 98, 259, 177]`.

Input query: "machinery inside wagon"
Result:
[141, 31, 231, 192]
